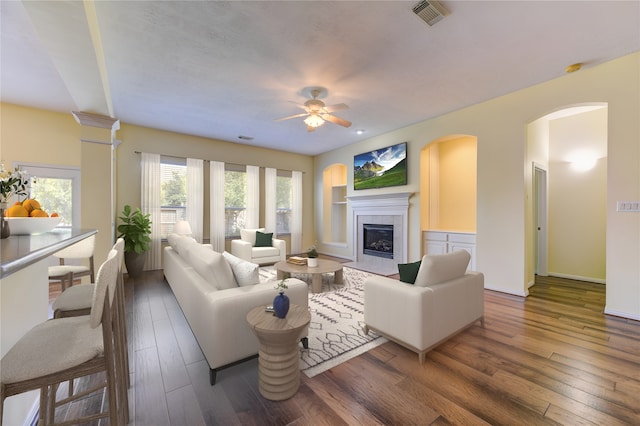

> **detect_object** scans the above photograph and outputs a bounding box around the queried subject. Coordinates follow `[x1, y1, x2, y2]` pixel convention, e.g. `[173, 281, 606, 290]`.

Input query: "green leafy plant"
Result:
[117, 205, 152, 254]
[307, 243, 318, 258]
[274, 278, 288, 294]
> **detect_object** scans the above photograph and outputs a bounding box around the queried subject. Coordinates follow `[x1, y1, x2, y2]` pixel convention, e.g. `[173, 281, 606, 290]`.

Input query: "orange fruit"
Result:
[30, 209, 49, 218]
[13, 201, 21, 206]
[6, 205, 28, 217]
[50, 212, 59, 217]
[22, 199, 41, 213]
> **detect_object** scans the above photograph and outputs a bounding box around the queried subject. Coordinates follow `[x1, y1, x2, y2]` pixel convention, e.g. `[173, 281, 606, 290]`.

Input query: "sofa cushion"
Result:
[414, 250, 471, 287]
[240, 228, 265, 246]
[251, 246, 280, 259]
[255, 231, 273, 247]
[167, 233, 181, 249]
[398, 260, 421, 284]
[222, 251, 260, 287]
[186, 244, 237, 290]
[174, 235, 197, 257]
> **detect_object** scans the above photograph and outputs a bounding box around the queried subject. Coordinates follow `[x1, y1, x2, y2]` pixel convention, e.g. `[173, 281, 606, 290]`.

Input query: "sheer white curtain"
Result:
[141, 152, 161, 271]
[264, 167, 277, 236]
[210, 161, 225, 252]
[186, 158, 204, 242]
[291, 170, 303, 254]
[246, 165, 260, 229]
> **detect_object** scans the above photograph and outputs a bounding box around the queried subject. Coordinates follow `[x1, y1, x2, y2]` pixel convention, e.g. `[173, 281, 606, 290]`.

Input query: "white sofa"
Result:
[363, 250, 484, 364]
[163, 234, 309, 384]
[230, 228, 286, 265]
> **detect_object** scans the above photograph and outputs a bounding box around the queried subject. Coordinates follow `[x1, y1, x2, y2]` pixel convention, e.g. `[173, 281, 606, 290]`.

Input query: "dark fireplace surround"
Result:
[363, 224, 394, 259]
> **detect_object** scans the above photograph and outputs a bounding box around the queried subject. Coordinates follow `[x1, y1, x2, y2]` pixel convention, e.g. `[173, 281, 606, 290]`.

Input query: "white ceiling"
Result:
[2, 1, 639, 156]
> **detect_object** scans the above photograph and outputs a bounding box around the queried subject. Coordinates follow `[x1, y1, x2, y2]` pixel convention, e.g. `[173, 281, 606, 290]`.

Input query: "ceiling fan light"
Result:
[304, 114, 325, 128]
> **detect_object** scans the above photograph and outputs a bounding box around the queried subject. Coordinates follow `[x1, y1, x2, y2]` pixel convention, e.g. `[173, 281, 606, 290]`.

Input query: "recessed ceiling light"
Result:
[356, 129, 365, 135]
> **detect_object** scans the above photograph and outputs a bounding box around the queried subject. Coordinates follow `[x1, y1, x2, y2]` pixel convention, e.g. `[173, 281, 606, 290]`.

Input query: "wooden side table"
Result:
[246, 304, 311, 401]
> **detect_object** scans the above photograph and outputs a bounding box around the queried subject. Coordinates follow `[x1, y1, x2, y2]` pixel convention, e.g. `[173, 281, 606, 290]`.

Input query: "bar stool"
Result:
[48, 234, 96, 291]
[52, 239, 131, 392]
[0, 249, 126, 425]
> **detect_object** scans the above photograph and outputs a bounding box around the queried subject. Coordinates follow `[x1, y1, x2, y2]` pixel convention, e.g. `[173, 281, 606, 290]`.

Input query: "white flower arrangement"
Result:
[0, 164, 32, 203]
[274, 278, 288, 293]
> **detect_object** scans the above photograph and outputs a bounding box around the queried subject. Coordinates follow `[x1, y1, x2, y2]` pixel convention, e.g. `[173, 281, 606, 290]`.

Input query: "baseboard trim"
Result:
[603, 307, 640, 322]
[548, 272, 605, 284]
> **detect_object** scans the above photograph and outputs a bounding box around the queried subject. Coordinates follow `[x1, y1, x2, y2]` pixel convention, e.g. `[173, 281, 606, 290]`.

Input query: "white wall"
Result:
[315, 52, 640, 320]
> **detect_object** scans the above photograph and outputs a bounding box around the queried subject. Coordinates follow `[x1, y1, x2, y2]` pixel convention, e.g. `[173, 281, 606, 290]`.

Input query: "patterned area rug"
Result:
[260, 265, 387, 377]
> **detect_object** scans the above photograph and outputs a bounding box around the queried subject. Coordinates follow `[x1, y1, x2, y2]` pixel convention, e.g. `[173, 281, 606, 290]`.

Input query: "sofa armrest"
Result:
[272, 238, 286, 261]
[231, 239, 253, 262]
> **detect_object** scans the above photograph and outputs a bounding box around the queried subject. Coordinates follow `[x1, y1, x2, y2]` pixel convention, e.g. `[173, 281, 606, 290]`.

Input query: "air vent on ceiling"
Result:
[412, 0, 448, 26]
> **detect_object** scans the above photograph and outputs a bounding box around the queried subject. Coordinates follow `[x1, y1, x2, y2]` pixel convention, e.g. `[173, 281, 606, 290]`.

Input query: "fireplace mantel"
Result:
[345, 192, 413, 275]
[346, 192, 413, 209]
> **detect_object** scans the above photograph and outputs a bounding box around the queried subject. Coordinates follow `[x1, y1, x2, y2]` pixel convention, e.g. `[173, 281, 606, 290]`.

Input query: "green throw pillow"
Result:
[254, 231, 273, 247]
[398, 260, 422, 284]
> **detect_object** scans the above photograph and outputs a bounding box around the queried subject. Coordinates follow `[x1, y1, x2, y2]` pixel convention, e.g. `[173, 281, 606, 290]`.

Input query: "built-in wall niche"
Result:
[322, 163, 347, 244]
[421, 135, 477, 235]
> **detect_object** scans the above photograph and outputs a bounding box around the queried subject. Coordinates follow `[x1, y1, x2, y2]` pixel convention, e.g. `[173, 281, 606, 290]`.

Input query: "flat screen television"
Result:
[354, 142, 407, 190]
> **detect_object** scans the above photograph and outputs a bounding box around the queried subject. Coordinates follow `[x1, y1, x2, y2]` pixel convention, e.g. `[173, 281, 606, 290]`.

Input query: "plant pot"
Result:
[124, 251, 146, 278]
[273, 291, 290, 318]
[307, 257, 319, 268]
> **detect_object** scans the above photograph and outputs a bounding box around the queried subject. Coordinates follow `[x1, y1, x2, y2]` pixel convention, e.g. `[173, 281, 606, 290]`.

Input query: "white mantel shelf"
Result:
[346, 192, 413, 207]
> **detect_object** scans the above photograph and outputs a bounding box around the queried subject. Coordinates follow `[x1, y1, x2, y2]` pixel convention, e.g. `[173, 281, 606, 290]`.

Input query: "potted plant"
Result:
[117, 204, 152, 278]
[306, 243, 319, 268]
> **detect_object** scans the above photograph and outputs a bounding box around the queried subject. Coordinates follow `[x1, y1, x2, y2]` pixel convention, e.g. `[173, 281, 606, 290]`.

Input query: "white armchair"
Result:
[364, 250, 484, 364]
[230, 228, 286, 265]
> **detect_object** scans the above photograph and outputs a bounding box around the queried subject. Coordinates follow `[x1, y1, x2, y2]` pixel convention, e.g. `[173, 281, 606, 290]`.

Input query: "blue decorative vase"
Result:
[273, 291, 290, 319]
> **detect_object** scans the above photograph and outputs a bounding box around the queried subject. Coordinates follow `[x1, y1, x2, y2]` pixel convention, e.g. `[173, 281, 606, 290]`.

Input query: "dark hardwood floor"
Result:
[46, 272, 640, 425]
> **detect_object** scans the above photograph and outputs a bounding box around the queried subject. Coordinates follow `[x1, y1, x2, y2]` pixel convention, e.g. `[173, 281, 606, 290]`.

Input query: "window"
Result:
[15, 162, 80, 228]
[276, 173, 292, 234]
[224, 166, 246, 237]
[160, 158, 186, 238]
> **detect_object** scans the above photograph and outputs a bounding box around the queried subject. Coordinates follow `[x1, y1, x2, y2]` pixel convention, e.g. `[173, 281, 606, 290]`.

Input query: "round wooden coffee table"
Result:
[275, 259, 344, 293]
[246, 304, 311, 401]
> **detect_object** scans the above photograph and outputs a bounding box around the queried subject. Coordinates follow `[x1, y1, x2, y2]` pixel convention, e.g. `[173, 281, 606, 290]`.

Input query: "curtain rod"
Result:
[133, 150, 304, 174]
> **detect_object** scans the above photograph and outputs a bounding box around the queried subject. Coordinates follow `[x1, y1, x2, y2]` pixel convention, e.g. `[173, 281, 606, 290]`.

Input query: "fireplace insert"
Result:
[363, 224, 394, 259]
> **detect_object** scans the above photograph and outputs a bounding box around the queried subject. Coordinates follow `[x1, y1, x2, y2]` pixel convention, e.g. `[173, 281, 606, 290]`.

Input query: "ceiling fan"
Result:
[275, 87, 352, 132]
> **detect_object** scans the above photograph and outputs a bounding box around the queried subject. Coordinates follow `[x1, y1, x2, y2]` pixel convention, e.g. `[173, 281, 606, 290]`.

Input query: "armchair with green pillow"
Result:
[364, 250, 484, 364]
[230, 228, 287, 265]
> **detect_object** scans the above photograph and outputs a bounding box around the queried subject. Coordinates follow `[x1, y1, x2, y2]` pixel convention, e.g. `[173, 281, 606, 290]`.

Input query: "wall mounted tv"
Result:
[354, 142, 407, 190]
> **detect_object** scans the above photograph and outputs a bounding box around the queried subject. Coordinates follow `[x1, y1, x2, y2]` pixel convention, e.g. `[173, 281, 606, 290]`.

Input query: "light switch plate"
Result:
[617, 201, 640, 212]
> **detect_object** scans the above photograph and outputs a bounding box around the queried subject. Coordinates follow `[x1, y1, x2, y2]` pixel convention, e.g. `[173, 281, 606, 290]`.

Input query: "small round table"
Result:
[275, 259, 344, 293]
[246, 304, 311, 401]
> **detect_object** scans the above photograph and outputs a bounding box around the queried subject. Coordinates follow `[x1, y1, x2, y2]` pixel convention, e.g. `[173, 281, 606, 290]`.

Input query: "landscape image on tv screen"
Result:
[354, 142, 407, 190]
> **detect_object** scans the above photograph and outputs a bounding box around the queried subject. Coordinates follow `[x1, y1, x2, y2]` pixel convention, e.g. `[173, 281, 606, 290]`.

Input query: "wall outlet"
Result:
[617, 201, 640, 212]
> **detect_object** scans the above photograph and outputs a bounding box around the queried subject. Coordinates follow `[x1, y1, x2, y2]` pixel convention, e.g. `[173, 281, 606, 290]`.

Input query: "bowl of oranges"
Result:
[4, 199, 61, 235]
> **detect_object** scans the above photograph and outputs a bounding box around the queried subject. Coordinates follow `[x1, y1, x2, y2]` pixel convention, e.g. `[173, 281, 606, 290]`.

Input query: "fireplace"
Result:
[363, 224, 394, 259]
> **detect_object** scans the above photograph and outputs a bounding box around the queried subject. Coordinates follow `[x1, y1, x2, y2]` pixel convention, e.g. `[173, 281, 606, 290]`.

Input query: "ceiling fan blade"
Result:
[322, 113, 352, 128]
[324, 103, 349, 113]
[274, 112, 309, 122]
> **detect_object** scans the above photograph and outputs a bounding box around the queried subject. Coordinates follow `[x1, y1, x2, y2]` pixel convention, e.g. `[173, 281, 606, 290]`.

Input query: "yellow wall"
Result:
[1, 103, 317, 260]
[422, 136, 477, 232]
[316, 52, 640, 320]
[1, 104, 80, 167]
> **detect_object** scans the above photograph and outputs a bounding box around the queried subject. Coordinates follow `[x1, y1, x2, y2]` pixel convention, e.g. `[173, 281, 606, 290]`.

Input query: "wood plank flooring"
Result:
[46, 273, 640, 425]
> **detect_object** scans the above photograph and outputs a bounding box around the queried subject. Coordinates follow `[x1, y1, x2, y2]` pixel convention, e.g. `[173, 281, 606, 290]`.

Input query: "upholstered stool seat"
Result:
[1, 316, 102, 384]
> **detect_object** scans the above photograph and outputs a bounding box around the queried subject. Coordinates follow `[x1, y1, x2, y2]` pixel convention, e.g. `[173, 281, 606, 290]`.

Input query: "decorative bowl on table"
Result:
[5, 217, 62, 235]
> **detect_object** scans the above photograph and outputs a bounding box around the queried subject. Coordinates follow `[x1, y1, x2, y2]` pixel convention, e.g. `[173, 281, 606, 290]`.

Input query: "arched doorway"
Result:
[525, 104, 607, 291]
